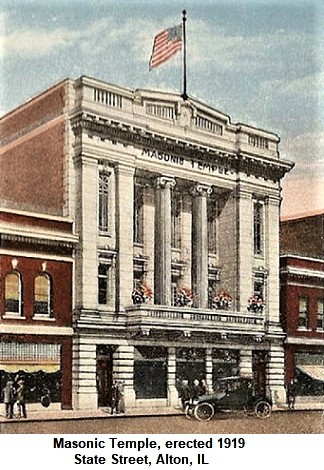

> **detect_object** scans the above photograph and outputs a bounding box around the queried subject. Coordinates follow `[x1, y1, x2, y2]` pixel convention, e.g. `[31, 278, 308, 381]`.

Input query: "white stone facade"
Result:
[69, 76, 293, 410]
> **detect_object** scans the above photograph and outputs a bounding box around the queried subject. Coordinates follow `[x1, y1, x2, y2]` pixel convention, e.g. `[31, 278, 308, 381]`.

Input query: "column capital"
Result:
[156, 175, 176, 189]
[192, 184, 213, 197]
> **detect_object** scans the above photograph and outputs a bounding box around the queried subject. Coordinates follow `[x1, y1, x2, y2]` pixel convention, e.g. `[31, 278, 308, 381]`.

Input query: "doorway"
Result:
[96, 345, 115, 408]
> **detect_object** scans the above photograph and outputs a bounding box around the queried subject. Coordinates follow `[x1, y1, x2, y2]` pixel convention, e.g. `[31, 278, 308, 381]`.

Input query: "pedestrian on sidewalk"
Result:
[16, 379, 27, 418]
[286, 379, 297, 411]
[110, 380, 121, 415]
[118, 381, 125, 414]
[2, 380, 16, 419]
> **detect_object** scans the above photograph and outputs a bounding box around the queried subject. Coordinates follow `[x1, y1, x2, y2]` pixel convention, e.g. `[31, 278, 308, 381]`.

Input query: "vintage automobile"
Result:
[185, 376, 272, 421]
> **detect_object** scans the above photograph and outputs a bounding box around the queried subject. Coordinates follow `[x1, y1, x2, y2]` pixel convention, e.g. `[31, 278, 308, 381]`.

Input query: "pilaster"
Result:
[236, 186, 253, 311]
[74, 154, 98, 310]
[239, 349, 253, 377]
[72, 338, 97, 409]
[167, 347, 179, 406]
[113, 344, 136, 408]
[116, 163, 135, 310]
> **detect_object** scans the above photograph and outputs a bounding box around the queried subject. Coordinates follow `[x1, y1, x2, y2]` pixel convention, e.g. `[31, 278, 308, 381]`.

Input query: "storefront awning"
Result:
[297, 365, 324, 381]
[0, 363, 60, 373]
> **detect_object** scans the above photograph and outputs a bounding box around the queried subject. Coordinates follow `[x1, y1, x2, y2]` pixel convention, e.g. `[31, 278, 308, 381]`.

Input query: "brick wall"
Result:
[0, 255, 72, 326]
[280, 214, 324, 259]
[0, 82, 68, 216]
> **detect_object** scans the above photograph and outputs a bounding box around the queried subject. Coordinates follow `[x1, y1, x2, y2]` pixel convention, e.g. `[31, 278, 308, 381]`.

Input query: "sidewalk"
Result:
[0, 406, 184, 423]
[1, 403, 322, 424]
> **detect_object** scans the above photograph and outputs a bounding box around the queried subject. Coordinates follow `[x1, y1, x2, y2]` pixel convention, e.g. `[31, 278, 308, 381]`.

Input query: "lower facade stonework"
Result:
[72, 335, 287, 410]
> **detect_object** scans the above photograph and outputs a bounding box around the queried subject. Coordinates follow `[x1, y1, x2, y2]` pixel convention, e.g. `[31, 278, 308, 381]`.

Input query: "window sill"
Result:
[99, 231, 111, 237]
[2, 313, 25, 319]
[98, 305, 115, 311]
[33, 315, 55, 321]
[297, 327, 312, 332]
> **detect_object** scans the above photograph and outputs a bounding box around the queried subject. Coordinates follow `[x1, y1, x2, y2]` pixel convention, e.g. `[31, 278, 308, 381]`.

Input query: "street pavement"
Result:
[1, 407, 323, 434]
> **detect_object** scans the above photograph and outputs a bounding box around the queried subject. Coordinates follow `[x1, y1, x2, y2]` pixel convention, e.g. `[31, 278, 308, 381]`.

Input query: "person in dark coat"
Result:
[286, 379, 298, 411]
[110, 380, 121, 415]
[2, 380, 16, 419]
[16, 379, 27, 418]
[179, 380, 190, 410]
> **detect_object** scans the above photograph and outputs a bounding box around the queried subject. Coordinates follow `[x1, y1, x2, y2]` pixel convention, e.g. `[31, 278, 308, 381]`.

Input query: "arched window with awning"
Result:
[34, 273, 53, 317]
[5, 271, 22, 315]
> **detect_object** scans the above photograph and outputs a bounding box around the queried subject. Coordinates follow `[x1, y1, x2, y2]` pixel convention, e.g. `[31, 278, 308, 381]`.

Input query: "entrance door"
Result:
[252, 351, 267, 396]
[96, 346, 114, 407]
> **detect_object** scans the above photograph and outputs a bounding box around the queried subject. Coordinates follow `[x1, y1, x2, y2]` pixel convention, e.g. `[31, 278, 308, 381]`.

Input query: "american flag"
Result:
[149, 24, 182, 70]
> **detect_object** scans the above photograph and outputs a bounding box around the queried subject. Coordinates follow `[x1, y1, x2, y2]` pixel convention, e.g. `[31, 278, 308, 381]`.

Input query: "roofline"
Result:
[0, 77, 72, 121]
[281, 209, 324, 222]
[280, 253, 324, 264]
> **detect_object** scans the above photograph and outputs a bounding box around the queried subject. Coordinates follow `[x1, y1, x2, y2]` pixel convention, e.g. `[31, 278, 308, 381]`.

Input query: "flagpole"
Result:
[182, 9, 188, 100]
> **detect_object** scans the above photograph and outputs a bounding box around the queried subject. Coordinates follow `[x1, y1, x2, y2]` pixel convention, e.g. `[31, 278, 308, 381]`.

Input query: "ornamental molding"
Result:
[70, 112, 293, 182]
[0, 232, 77, 249]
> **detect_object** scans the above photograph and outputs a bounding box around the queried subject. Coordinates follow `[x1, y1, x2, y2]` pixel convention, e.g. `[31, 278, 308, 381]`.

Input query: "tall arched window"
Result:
[5, 271, 22, 315]
[34, 273, 53, 316]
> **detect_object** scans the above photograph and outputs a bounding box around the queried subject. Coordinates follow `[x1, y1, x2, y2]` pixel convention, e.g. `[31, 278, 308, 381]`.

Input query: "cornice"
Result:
[71, 112, 293, 182]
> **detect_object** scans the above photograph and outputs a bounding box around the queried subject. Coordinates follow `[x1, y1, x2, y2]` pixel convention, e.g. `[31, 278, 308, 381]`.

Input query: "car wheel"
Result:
[185, 404, 194, 419]
[254, 400, 271, 419]
[194, 402, 214, 421]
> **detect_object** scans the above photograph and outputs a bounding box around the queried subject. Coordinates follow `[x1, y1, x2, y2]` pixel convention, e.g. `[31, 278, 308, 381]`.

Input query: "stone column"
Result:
[72, 338, 97, 410]
[192, 184, 212, 309]
[116, 163, 135, 310]
[239, 349, 253, 377]
[113, 344, 136, 408]
[167, 347, 179, 407]
[205, 348, 213, 392]
[154, 176, 176, 305]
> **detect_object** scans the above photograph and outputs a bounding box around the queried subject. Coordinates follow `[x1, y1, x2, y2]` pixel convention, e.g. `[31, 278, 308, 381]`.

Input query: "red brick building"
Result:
[280, 212, 324, 408]
[0, 81, 77, 409]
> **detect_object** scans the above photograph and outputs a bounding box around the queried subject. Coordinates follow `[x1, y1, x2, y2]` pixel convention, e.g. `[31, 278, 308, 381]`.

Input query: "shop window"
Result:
[212, 349, 239, 386]
[133, 184, 144, 244]
[99, 172, 109, 232]
[134, 347, 167, 399]
[207, 198, 218, 254]
[253, 202, 263, 256]
[316, 299, 324, 329]
[298, 297, 309, 329]
[171, 190, 182, 249]
[34, 273, 53, 316]
[5, 271, 22, 315]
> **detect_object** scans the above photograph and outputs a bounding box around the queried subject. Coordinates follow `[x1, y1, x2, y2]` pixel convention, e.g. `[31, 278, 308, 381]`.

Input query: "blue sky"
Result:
[1, 0, 323, 217]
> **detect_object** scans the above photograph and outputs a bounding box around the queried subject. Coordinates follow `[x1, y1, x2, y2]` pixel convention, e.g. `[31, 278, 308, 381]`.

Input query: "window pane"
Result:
[317, 299, 324, 329]
[298, 297, 308, 328]
[98, 264, 109, 304]
[253, 203, 263, 255]
[99, 173, 109, 231]
[34, 275, 51, 315]
[171, 191, 181, 249]
[5, 272, 20, 313]
[133, 185, 144, 244]
[207, 199, 217, 253]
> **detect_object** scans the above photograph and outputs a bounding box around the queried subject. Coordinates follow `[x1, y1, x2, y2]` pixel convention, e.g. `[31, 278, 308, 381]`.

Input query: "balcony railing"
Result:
[125, 304, 264, 333]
